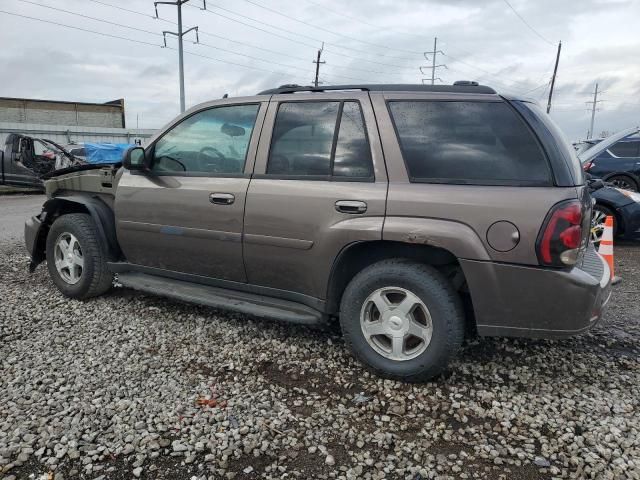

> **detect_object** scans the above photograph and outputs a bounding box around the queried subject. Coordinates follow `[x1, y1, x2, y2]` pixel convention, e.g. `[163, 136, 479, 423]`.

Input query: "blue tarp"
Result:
[84, 143, 135, 164]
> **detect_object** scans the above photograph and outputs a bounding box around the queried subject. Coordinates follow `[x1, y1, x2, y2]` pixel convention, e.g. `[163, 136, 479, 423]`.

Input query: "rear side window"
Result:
[388, 101, 551, 185]
[267, 101, 373, 179]
[609, 140, 640, 158]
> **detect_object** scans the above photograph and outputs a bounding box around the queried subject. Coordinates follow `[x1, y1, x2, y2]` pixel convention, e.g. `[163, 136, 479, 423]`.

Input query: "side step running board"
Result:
[117, 272, 326, 326]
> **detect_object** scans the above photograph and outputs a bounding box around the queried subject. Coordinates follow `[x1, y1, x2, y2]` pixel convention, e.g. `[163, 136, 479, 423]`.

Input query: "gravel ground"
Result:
[1, 241, 638, 480]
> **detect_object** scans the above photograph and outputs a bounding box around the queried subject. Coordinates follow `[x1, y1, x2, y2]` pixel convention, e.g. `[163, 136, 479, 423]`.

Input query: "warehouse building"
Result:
[0, 96, 156, 146]
[0, 97, 126, 128]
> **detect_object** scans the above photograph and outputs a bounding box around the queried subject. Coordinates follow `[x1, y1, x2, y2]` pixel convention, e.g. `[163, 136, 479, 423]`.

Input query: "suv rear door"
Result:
[114, 99, 267, 282]
[243, 92, 387, 303]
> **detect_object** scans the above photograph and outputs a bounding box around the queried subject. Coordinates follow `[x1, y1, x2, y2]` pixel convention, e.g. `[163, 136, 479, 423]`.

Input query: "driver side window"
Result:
[151, 104, 260, 175]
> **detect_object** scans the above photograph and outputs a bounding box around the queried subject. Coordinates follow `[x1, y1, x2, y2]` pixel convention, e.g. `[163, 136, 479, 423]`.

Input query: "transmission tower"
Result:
[586, 83, 605, 139]
[420, 37, 447, 85]
[155, 0, 199, 113]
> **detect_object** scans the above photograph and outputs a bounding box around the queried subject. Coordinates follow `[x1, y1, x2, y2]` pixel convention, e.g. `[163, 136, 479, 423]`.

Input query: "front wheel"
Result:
[46, 213, 113, 299]
[591, 204, 617, 245]
[339, 259, 465, 382]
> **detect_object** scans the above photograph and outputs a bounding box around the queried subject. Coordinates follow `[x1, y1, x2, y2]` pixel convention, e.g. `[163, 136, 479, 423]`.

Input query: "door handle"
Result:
[209, 192, 235, 205]
[335, 200, 367, 214]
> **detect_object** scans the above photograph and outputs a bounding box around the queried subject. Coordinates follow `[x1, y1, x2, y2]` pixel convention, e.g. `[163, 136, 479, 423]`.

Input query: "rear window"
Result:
[267, 101, 373, 179]
[388, 101, 551, 185]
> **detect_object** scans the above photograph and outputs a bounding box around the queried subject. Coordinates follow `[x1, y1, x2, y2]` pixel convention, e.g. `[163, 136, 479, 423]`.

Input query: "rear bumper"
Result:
[461, 246, 612, 339]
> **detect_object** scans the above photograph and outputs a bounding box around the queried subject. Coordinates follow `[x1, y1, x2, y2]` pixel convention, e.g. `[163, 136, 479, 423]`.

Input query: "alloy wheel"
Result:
[360, 287, 433, 361]
[54, 232, 84, 284]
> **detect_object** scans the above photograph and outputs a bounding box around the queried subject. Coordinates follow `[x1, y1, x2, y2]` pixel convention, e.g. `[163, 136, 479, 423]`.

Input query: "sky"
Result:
[0, 0, 638, 141]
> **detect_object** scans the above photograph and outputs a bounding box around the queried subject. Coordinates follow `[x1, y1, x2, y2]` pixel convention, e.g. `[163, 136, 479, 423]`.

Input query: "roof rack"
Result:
[257, 82, 497, 95]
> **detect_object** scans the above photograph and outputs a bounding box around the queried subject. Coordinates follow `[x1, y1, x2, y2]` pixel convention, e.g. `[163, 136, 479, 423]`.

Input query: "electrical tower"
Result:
[312, 42, 325, 88]
[420, 37, 447, 85]
[155, 0, 199, 113]
[586, 83, 604, 139]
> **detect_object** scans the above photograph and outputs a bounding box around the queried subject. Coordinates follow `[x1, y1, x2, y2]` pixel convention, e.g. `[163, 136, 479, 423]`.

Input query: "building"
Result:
[0, 97, 126, 128]
[0, 96, 157, 146]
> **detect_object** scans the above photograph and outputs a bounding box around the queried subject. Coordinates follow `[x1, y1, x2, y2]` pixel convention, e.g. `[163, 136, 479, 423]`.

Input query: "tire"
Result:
[339, 259, 464, 382]
[591, 204, 618, 245]
[46, 213, 113, 299]
[607, 175, 638, 192]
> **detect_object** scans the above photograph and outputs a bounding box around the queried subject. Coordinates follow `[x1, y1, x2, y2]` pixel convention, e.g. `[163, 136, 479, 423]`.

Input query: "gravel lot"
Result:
[1, 240, 638, 480]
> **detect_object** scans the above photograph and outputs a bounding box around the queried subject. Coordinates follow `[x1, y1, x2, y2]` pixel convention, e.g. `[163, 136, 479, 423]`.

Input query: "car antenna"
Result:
[222, 93, 228, 99]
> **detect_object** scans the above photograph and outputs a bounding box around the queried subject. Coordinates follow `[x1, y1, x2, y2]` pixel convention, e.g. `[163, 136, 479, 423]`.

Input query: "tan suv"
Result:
[25, 83, 612, 381]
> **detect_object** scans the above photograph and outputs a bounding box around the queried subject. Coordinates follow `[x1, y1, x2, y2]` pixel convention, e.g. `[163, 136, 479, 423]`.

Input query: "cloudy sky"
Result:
[1, 0, 638, 141]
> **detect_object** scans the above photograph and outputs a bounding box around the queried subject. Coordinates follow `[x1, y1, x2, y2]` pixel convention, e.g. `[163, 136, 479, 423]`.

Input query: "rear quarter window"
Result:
[388, 101, 552, 185]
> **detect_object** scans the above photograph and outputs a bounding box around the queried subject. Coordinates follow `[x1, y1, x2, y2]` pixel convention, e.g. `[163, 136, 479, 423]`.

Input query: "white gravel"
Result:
[1, 241, 639, 480]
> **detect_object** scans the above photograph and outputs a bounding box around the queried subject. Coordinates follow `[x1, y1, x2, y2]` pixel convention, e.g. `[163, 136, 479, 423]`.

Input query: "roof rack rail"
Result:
[257, 84, 369, 95]
[257, 82, 496, 95]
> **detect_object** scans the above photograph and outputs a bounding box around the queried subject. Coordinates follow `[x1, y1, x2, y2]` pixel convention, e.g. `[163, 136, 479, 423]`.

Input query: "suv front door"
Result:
[115, 100, 267, 282]
[243, 93, 388, 305]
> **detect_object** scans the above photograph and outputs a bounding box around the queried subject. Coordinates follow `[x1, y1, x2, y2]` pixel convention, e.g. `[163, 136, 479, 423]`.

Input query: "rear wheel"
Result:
[46, 213, 113, 299]
[339, 259, 464, 382]
[608, 175, 637, 192]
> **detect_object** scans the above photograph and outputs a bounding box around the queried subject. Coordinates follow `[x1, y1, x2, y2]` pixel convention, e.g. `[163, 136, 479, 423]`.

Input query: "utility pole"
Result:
[312, 42, 325, 88]
[546, 40, 562, 114]
[420, 37, 446, 85]
[586, 83, 604, 139]
[155, 0, 199, 113]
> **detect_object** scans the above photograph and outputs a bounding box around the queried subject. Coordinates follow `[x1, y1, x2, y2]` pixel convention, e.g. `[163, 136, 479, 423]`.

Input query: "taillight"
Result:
[536, 200, 584, 267]
[582, 161, 594, 171]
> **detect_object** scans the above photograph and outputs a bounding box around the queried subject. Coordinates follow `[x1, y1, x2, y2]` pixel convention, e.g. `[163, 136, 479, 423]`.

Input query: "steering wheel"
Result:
[197, 146, 226, 172]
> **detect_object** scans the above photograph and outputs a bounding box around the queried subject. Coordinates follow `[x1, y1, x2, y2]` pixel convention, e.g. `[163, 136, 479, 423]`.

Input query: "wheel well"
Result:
[604, 173, 639, 189]
[33, 197, 121, 266]
[31, 200, 91, 264]
[594, 200, 625, 235]
[326, 241, 474, 332]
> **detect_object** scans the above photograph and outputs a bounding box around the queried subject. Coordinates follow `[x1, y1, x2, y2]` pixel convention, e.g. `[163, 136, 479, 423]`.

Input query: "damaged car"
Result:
[24, 83, 612, 382]
[1, 133, 82, 189]
[1, 134, 133, 189]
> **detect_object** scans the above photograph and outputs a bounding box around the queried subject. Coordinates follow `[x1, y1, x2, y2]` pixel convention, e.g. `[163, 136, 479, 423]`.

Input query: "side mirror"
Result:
[123, 146, 148, 171]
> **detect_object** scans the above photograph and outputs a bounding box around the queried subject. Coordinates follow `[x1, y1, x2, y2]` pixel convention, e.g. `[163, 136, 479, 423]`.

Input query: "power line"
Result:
[521, 81, 549, 96]
[15, 0, 384, 82]
[81, 0, 390, 76]
[238, 0, 420, 56]
[84, 0, 552, 87]
[1, 8, 375, 86]
[0, 9, 309, 82]
[14, 0, 163, 37]
[0, 9, 163, 48]
[191, 2, 417, 66]
[502, 0, 555, 47]
[85, 0, 166, 21]
[300, 0, 431, 42]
